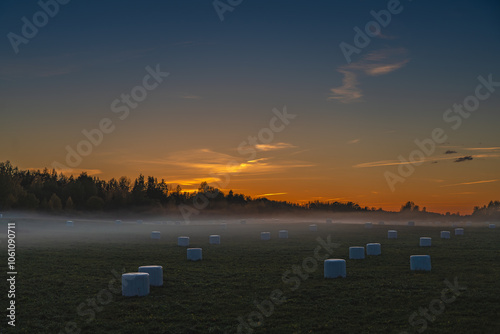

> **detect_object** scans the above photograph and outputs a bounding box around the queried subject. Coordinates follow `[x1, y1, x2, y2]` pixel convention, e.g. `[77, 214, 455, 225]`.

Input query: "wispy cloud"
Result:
[440, 179, 498, 187]
[255, 142, 296, 151]
[165, 177, 221, 186]
[129, 149, 313, 179]
[255, 192, 287, 198]
[329, 48, 409, 103]
[348, 138, 361, 144]
[329, 69, 361, 103]
[465, 147, 500, 151]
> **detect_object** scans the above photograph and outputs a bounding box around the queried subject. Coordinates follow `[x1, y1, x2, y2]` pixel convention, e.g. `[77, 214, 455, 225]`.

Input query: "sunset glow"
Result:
[1, 1, 499, 215]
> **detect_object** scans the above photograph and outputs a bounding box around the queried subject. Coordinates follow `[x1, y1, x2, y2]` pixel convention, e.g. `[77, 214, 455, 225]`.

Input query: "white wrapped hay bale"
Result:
[279, 230, 288, 239]
[419, 237, 432, 247]
[410, 255, 431, 271]
[349, 246, 365, 259]
[388, 230, 398, 239]
[440, 231, 451, 239]
[366, 243, 381, 255]
[407, 221, 415, 227]
[66, 220, 74, 227]
[365, 222, 373, 229]
[115, 220, 122, 225]
[309, 224, 318, 232]
[151, 231, 161, 240]
[489, 224, 496, 229]
[209, 235, 221, 245]
[178, 236, 190, 246]
[455, 228, 464, 235]
[122, 272, 150, 296]
[138, 265, 163, 286]
[187, 248, 202, 261]
[261, 232, 271, 240]
[324, 259, 346, 278]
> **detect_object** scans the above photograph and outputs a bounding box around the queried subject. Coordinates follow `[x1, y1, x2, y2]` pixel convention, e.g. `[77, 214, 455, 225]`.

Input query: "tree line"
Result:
[0, 161, 497, 218]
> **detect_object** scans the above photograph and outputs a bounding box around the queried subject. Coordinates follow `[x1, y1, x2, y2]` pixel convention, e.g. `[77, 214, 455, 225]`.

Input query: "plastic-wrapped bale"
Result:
[326, 219, 333, 225]
[349, 246, 365, 259]
[324, 259, 346, 278]
[378, 221, 385, 225]
[410, 255, 431, 271]
[151, 231, 161, 240]
[261, 232, 271, 240]
[178, 236, 190, 246]
[388, 230, 398, 239]
[365, 222, 373, 229]
[209, 235, 221, 245]
[279, 230, 289, 239]
[440, 231, 451, 239]
[455, 228, 464, 236]
[419, 237, 432, 247]
[187, 248, 202, 261]
[66, 220, 74, 227]
[309, 224, 318, 232]
[407, 221, 415, 227]
[0, 213, 2, 218]
[115, 220, 122, 225]
[137, 220, 143, 224]
[366, 243, 381, 255]
[138, 265, 163, 286]
[122, 272, 150, 296]
[489, 224, 496, 229]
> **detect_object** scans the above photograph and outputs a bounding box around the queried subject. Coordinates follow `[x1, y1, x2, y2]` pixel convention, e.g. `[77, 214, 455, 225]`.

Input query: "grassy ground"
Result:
[1, 219, 499, 333]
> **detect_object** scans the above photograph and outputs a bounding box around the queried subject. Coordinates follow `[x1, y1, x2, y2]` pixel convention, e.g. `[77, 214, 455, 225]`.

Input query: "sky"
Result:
[1, 0, 499, 214]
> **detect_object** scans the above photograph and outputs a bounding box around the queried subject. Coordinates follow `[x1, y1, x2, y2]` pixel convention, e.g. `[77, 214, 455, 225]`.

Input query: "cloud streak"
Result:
[353, 153, 500, 168]
[255, 142, 296, 151]
[129, 149, 314, 180]
[440, 179, 498, 187]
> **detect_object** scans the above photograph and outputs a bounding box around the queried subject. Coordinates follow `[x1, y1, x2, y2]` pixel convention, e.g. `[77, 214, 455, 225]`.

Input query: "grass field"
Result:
[1, 217, 499, 334]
